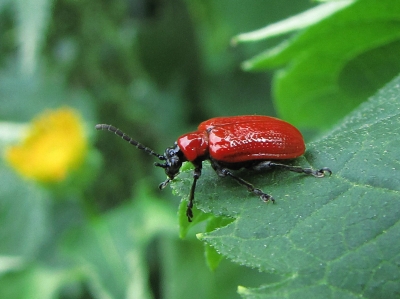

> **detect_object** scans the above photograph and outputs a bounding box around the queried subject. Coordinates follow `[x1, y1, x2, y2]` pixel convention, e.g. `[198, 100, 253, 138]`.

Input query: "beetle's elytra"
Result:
[96, 115, 331, 222]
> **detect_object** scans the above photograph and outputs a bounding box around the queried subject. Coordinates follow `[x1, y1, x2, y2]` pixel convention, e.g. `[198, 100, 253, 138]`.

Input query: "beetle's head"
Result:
[155, 143, 185, 189]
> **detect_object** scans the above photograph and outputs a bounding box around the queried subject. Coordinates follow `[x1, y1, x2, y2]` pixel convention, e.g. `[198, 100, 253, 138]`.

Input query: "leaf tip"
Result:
[230, 36, 239, 47]
[196, 232, 205, 240]
[241, 60, 253, 71]
[237, 285, 249, 295]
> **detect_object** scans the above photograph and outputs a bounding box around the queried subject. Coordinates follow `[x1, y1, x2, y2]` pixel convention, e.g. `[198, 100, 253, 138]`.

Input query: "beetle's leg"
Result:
[158, 178, 172, 190]
[187, 164, 202, 222]
[251, 161, 332, 178]
[210, 159, 274, 203]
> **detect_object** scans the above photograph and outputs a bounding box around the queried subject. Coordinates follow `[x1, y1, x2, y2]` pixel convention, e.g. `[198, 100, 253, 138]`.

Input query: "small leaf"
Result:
[171, 74, 400, 298]
[178, 199, 211, 239]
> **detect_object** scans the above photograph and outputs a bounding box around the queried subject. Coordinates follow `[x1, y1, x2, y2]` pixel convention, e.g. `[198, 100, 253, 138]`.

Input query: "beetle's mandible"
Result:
[96, 115, 331, 222]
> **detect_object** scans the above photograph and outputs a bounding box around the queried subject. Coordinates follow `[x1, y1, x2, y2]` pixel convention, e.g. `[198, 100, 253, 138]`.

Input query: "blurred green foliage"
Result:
[1, 0, 400, 298]
[239, 0, 400, 129]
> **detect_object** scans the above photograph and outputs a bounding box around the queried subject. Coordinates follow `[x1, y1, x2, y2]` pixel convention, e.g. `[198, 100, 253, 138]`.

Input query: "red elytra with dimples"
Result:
[96, 115, 331, 222]
[179, 115, 305, 163]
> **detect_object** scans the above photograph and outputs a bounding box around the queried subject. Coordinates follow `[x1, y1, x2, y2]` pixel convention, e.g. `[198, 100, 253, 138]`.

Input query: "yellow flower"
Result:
[5, 108, 88, 183]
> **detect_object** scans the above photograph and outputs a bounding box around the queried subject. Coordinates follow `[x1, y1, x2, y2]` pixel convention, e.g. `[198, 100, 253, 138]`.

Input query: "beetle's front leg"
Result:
[210, 159, 274, 203]
[187, 163, 202, 222]
[251, 161, 332, 177]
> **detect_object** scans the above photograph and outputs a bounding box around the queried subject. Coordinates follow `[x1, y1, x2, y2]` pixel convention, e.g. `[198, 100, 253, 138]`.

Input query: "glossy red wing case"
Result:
[200, 115, 305, 163]
[198, 115, 270, 131]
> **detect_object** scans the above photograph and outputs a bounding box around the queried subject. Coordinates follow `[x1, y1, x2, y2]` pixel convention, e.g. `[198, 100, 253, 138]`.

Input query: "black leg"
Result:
[251, 161, 332, 178]
[187, 164, 202, 222]
[210, 159, 274, 203]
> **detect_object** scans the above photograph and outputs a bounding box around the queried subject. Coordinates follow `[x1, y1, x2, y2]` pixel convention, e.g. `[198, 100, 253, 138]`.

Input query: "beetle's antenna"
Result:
[95, 124, 165, 160]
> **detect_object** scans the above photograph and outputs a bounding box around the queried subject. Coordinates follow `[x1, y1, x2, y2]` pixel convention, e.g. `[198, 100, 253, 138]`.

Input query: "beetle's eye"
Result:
[168, 149, 175, 156]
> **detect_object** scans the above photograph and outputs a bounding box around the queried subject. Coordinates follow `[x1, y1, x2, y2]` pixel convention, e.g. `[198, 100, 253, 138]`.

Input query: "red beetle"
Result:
[96, 115, 331, 221]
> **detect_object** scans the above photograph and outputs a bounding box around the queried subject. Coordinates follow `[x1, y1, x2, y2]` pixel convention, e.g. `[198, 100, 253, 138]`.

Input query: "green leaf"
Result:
[0, 266, 78, 299]
[171, 74, 400, 298]
[0, 163, 50, 259]
[15, 0, 53, 74]
[232, 1, 354, 44]
[237, 0, 400, 129]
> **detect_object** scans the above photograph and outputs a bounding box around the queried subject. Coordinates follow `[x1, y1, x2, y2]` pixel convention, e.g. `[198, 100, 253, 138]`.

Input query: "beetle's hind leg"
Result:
[251, 161, 332, 178]
[223, 169, 275, 203]
[210, 159, 274, 203]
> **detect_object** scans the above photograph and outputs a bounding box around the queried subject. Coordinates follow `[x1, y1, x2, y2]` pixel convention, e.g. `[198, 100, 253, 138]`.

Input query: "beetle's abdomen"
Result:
[206, 117, 305, 163]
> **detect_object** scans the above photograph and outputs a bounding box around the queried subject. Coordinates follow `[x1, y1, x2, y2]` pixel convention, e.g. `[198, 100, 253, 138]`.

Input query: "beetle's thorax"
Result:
[177, 130, 209, 161]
